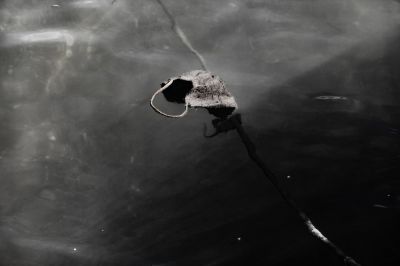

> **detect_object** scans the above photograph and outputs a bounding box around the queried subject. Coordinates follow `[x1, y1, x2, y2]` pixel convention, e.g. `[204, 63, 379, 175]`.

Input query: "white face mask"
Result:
[150, 70, 238, 118]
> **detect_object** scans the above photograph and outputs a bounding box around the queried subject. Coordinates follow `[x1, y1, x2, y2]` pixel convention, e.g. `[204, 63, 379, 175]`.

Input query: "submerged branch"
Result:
[228, 114, 361, 266]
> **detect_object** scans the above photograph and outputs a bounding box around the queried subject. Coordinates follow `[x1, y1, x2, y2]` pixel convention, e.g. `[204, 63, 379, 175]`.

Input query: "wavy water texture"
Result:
[1, 0, 400, 265]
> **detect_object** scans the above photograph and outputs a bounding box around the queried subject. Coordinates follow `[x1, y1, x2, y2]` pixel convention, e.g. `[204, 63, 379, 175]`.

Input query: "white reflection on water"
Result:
[3, 29, 84, 93]
[11, 236, 89, 257]
[315, 96, 349, 101]
[21, 30, 69, 44]
[70, 0, 103, 9]
[3, 29, 78, 53]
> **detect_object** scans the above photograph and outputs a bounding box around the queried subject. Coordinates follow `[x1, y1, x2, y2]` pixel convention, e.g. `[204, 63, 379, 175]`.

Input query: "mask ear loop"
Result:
[150, 78, 189, 118]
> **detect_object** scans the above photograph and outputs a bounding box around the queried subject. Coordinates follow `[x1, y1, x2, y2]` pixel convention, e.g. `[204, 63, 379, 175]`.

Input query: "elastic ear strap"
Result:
[150, 79, 189, 118]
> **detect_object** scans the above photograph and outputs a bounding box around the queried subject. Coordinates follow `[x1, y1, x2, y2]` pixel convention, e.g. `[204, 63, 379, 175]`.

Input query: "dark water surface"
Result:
[1, 0, 400, 265]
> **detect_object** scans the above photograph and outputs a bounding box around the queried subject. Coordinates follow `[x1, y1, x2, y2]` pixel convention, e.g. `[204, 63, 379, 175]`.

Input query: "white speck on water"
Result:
[73, 247, 77, 251]
[51, 4, 60, 8]
[133, 17, 139, 28]
[82, 132, 88, 142]
[40, 189, 56, 201]
[248, 37, 254, 50]
[130, 184, 141, 193]
[130, 156, 135, 164]
[373, 204, 388, 209]
[86, 45, 92, 54]
[387, 194, 391, 197]
[66, 49, 73, 58]
[101, 228, 105, 232]
[315, 95, 348, 101]
[287, 175, 291, 179]
[48, 131, 56, 141]
[237, 237, 241, 241]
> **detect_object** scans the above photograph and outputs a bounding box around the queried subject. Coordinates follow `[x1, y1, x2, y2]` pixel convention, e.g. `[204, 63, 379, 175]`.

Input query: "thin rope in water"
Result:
[150, 78, 189, 118]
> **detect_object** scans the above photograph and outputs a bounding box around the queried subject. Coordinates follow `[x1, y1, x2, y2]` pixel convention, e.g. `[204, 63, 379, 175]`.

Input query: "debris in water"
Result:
[150, 70, 238, 118]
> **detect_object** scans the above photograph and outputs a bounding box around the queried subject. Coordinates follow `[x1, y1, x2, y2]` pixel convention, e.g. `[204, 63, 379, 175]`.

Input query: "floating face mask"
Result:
[150, 70, 238, 118]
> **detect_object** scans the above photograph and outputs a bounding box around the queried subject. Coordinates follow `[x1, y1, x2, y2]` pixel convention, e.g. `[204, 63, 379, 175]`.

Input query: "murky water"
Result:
[1, 0, 399, 265]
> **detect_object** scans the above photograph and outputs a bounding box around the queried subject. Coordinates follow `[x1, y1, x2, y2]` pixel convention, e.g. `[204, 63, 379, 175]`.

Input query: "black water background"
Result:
[0, 0, 399, 265]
